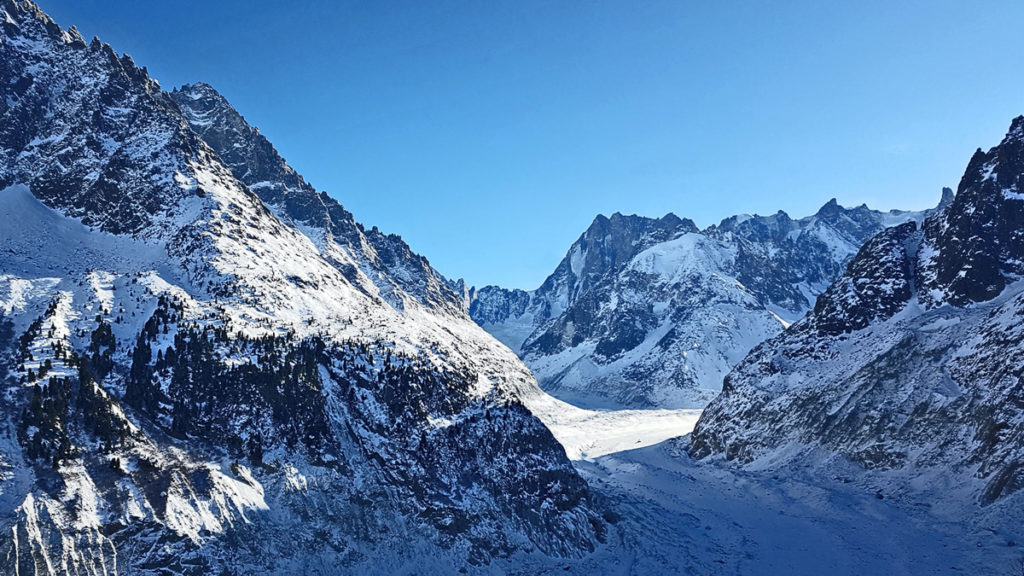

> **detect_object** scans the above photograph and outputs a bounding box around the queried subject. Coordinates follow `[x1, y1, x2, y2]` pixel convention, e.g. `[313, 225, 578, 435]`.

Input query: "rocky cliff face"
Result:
[471, 200, 931, 409]
[0, 2, 605, 573]
[691, 117, 1024, 506]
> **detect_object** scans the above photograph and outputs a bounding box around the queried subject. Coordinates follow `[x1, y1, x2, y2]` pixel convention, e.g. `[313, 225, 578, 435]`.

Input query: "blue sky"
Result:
[41, 1, 1024, 289]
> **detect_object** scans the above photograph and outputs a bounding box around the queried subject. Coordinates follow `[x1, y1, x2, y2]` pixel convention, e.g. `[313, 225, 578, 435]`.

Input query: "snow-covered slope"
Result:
[0, 2, 609, 573]
[471, 201, 935, 409]
[692, 116, 1024, 509]
[572, 437, 1022, 576]
[169, 82, 470, 317]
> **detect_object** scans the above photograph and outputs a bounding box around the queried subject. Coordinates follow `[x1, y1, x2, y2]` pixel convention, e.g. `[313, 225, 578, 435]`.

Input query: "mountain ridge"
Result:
[470, 195, 935, 409]
[169, 81, 470, 316]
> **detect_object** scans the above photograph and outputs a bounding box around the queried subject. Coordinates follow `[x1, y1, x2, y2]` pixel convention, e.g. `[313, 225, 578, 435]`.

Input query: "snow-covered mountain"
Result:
[691, 116, 1024, 507]
[0, 2, 608, 573]
[471, 199, 936, 409]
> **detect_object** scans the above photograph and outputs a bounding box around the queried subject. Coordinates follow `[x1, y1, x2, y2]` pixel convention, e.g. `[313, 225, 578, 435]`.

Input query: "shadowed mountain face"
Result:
[0, 2, 606, 573]
[471, 199, 935, 409]
[692, 117, 1024, 505]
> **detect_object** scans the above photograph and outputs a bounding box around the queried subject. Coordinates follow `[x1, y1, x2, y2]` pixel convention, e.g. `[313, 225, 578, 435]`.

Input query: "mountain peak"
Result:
[658, 211, 686, 227]
[181, 80, 216, 91]
[2, 0, 88, 47]
[171, 83, 237, 120]
[584, 211, 697, 243]
[939, 186, 955, 207]
[814, 197, 843, 218]
[174, 81, 223, 100]
[1008, 114, 1024, 140]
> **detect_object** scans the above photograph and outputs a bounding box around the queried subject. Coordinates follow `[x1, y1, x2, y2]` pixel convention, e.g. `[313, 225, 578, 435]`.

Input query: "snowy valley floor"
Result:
[518, 401, 1021, 575]
[540, 406, 702, 461]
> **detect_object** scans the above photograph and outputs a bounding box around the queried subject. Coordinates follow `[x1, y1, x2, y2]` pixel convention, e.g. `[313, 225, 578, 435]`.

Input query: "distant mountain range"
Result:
[470, 195, 943, 409]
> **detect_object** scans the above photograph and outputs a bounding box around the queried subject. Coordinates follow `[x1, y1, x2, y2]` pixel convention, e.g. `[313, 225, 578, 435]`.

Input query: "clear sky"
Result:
[40, 1, 1024, 289]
